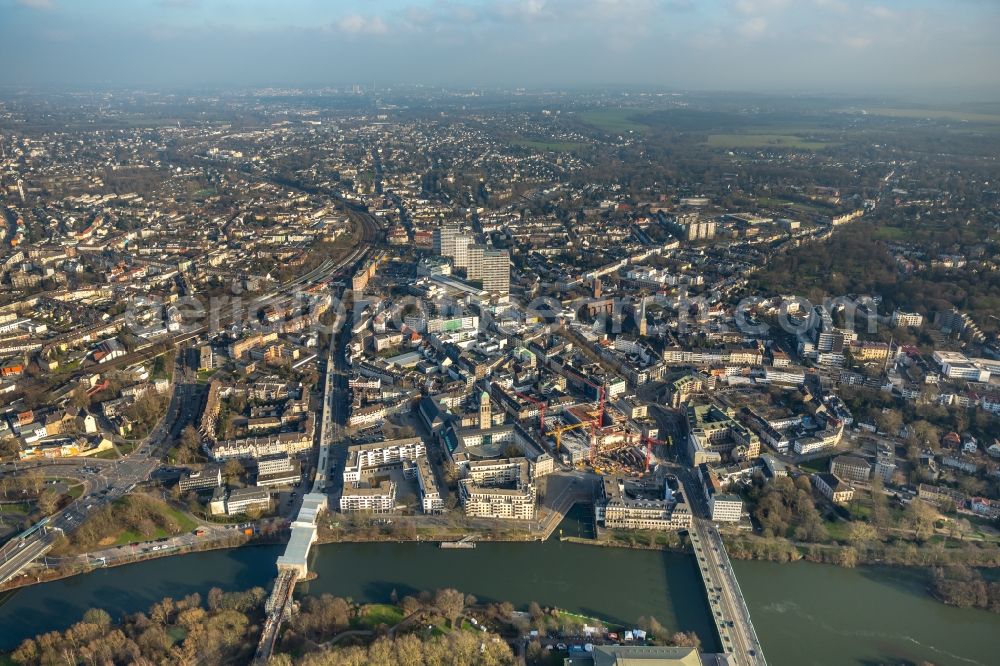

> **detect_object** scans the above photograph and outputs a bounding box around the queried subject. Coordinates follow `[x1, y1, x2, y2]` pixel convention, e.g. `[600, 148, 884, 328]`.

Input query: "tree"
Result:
[82, 608, 112, 630]
[847, 521, 877, 546]
[400, 596, 421, 616]
[207, 587, 224, 612]
[670, 631, 700, 649]
[876, 409, 903, 437]
[906, 500, 938, 541]
[432, 588, 464, 628]
[393, 634, 424, 666]
[870, 476, 889, 531]
[638, 616, 668, 645]
[222, 459, 244, 484]
[37, 488, 60, 515]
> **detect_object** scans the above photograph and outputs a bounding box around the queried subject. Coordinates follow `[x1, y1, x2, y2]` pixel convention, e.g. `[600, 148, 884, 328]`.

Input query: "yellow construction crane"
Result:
[550, 421, 592, 452]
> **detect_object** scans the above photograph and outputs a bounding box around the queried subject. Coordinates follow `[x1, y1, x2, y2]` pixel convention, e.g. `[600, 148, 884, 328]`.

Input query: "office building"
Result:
[598, 476, 693, 531]
[813, 473, 854, 505]
[255, 453, 301, 487]
[178, 467, 222, 493]
[830, 455, 871, 483]
[710, 493, 743, 523]
[481, 249, 510, 294]
[210, 486, 271, 516]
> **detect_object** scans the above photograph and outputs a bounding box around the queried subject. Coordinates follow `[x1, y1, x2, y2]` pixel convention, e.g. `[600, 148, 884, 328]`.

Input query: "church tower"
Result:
[479, 391, 492, 429]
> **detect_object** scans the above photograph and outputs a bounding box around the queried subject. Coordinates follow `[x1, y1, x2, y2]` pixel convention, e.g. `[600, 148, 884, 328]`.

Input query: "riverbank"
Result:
[3, 537, 1000, 665]
[0, 532, 277, 593]
[0, 533, 718, 654]
[722, 532, 1000, 569]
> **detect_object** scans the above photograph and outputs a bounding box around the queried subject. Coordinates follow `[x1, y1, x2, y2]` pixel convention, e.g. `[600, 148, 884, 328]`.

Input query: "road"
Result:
[253, 201, 385, 664]
[0, 533, 53, 585]
[689, 520, 765, 665]
[674, 465, 765, 665]
[0, 349, 192, 585]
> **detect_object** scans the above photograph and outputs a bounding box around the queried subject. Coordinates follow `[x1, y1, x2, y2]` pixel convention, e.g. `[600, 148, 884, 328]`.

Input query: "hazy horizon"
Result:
[1, 0, 999, 101]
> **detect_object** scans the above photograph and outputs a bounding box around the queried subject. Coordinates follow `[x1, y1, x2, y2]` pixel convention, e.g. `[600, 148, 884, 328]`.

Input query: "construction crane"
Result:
[579, 378, 606, 464]
[641, 435, 671, 473]
[515, 391, 548, 435]
[562, 370, 607, 464]
[550, 420, 591, 453]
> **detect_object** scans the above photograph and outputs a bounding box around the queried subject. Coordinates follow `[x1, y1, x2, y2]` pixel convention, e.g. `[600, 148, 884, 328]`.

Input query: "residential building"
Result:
[340, 480, 397, 513]
[458, 458, 535, 520]
[892, 311, 924, 328]
[342, 437, 426, 484]
[415, 455, 444, 514]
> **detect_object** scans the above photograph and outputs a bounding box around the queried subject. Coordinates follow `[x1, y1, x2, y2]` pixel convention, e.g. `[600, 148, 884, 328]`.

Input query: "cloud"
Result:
[844, 35, 873, 48]
[732, 0, 790, 16]
[336, 14, 389, 35]
[14, 0, 55, 9]
[739, 16, 768, 37]
[158, 0, 202, 8]
[865, 5, 896, 20]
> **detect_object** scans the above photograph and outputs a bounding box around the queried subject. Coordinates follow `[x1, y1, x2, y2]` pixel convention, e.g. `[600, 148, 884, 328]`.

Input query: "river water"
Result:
[1, 527, 998, 665]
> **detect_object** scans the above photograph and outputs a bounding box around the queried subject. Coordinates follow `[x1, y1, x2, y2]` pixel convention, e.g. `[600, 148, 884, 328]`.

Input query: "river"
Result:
[1, 530, 998, 665]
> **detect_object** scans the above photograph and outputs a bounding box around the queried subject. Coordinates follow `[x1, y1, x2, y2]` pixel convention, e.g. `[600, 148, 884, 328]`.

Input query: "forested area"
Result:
[9, 588, 268, 665]
[751, 221, 1000, 335]
[930, 566, 1000, 613]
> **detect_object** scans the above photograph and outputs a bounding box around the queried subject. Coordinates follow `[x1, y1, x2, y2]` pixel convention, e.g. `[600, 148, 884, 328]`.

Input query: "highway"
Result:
[0, 532, 54, 585]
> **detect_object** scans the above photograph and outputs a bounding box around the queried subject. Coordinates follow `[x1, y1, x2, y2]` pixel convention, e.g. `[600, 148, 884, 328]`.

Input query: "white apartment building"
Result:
[340, 480, 397, 513]
[459, 458, 535, 520]
[892, 310, 924, 328]
[343, 437, 426, 484]
[415, 456, 444, 514]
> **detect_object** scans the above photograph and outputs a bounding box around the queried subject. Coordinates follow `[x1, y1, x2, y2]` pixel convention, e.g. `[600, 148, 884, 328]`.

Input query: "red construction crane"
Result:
[641, 435, 669, 473]
[578, 377, 606, 465]
[515, 391, 548, 435]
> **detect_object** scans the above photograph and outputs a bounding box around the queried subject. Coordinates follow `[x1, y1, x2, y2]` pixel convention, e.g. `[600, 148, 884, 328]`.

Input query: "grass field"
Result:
[706, 133, 837, 150]
[0, 501, 33, 514]
[798, 455, 835, 474]
[112, 502, 197, 546]
[512, 138, 587, 152]
[579, 108, 649, 133]
[851, 107, 1000, 123]
[825, 519, 852, 542]
[353, 603, 405, 629]
[871, 225, 911, 241]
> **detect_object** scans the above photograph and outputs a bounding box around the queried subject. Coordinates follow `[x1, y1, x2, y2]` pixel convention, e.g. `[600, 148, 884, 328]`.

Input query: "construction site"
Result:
[515, 380, 671, 479]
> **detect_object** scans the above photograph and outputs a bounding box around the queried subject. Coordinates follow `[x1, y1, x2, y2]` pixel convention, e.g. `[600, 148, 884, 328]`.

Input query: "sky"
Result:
[0, 0, 998, 97]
